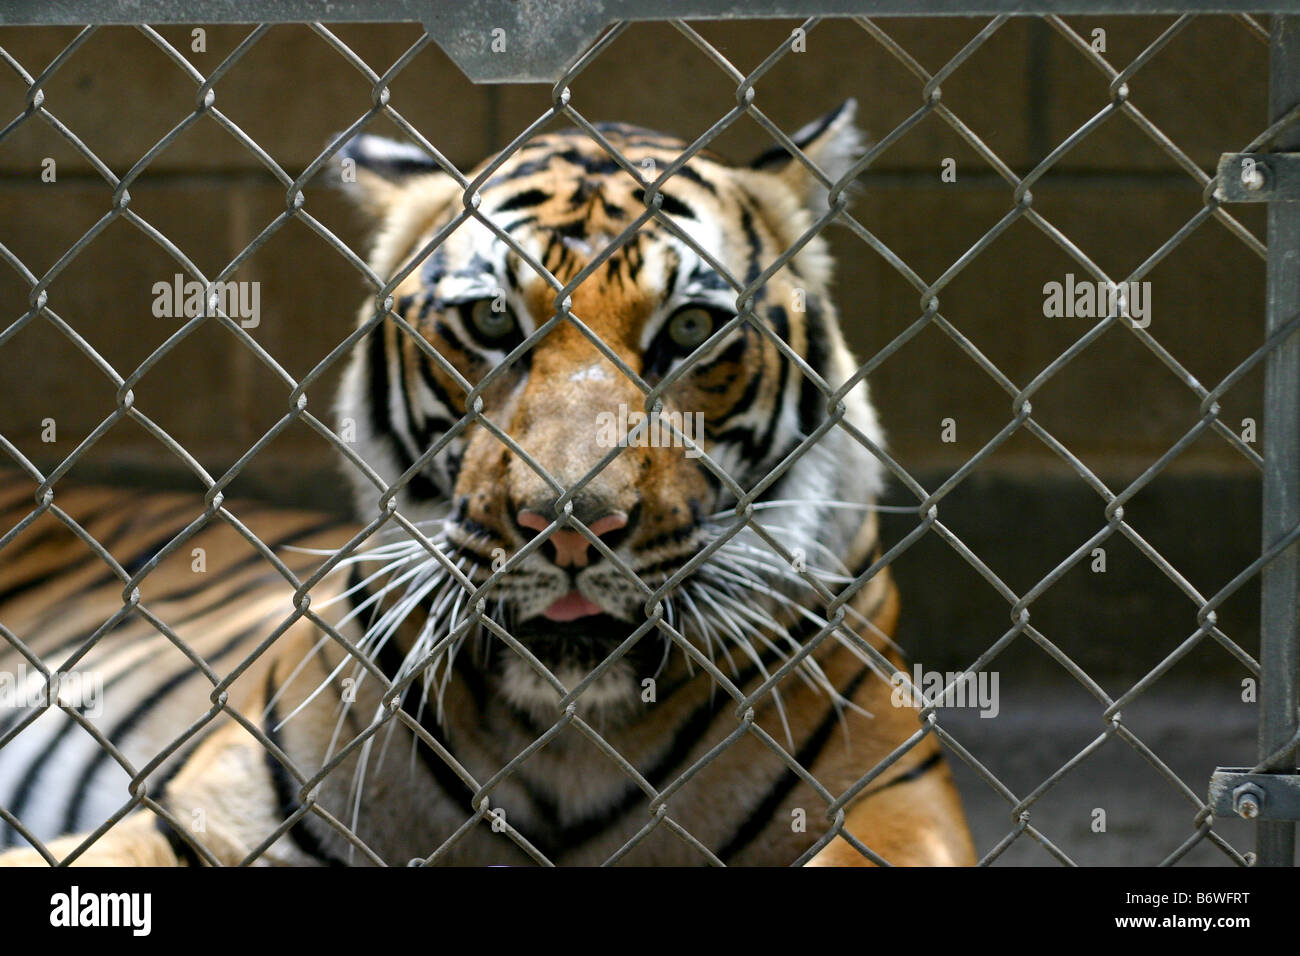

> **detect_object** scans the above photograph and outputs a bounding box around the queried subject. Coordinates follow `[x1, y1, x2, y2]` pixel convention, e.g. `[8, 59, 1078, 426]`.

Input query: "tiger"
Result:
[0, 99, 975, 866]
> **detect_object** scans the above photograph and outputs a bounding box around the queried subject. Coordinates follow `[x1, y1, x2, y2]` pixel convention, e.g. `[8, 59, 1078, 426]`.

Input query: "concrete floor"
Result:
[933, 679, 1258, 866]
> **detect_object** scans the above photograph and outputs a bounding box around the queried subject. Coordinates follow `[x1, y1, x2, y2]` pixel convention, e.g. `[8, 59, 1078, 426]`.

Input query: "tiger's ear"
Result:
[330, 133, 452, 219]
[750, 99, 865, 212]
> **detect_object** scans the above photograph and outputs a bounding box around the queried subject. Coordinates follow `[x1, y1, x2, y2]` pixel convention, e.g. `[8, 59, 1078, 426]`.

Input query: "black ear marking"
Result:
[328, 132, 454, 219]
[334, 132, 443, 182]
[746, 100, 865, 211]
[750, 99, 858, 171]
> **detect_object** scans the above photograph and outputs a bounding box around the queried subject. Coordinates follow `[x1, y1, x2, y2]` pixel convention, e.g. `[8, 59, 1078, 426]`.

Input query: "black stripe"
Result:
[366, 324, 394, 456]
[133, 726, 215, 861]
[712, 750, 945, 865]
[362, 570, 477, 821]
[0, 498, 121, 564]
[58, 620, 275, 835]
[738, 205, 762, 285]
[797, 297, 831, 440]
[632, 188, 696, 220]
[495, 188, 550, 213]
[0, 515, 340, 745]
[1, 515, 335, 733]
[689, 328, 750, 386]
[420, 249, 448, 288]
[357, 563, 788, 858]
[262, 668, 349, 866]
[0, 497, 199, 608]
[750, 101, 850, 171]
[123, 517, 343, 607]
[374, 642, 475, 815]
[861, 751, 943, 798]
[392, 324, 422, 452]
[2, 599, 232, 846]
[664, 164, 717, 195]
[715, 664, 873, 863]
[749, 326, 792, 471]
[503, 214, 537, 234]
[519, 646, 787, 856]
[683, 264, 729, 292]
[600, 194, 627, 222]
[714, 359, 765, 422]
[365, 324, 440, 502]
[351, 155, 436, 179]
[348, 563, 846, 862]
[428, 321, 472, 371]
[154, 814, 204, 867]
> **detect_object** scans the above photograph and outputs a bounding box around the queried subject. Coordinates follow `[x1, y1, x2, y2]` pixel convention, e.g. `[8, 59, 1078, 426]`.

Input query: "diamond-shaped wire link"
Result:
[0, 11, 1290, 866]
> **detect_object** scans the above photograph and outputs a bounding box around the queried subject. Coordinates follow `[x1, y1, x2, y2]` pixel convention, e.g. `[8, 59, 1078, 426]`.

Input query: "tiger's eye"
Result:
[667, 307, 713, 350]
[470, 298, 517, 340]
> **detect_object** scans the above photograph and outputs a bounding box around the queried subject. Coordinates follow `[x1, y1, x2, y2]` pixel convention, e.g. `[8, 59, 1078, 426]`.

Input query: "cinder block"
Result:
[832, 180, 1265, 475]
[0, 22, 495, 176]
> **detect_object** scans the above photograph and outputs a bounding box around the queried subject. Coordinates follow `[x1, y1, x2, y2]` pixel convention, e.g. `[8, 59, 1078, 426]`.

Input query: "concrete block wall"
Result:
[0, 15, 1272, 679]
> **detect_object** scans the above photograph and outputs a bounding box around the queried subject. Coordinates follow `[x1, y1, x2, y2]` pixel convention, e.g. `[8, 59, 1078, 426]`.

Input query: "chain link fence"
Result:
[0, 2, 1297, 866]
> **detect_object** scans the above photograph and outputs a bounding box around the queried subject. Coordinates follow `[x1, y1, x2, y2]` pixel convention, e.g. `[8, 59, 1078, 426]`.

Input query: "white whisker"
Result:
[709, 499, 918, 519]
[689, 582, 795, 749]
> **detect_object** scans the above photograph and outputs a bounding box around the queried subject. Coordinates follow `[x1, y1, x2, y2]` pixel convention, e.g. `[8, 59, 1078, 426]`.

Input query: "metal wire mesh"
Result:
[0, 9, 1296, 866]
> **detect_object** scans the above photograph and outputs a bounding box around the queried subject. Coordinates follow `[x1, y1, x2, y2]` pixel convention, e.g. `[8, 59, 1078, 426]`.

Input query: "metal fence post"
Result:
[1259, 14, 1300, 868]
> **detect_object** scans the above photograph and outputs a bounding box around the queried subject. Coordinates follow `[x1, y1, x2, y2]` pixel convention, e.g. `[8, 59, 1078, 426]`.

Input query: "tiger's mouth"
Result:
[480, 536, 697, 628]
[539, 590, 605, 622]
[497, 612, 654, 720]
[335, 517, 857, 726]
[510, 612, 640, 669]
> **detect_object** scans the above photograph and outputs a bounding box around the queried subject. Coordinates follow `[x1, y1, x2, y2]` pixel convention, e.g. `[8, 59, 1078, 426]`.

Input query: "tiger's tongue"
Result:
[543, 591, 603, 622]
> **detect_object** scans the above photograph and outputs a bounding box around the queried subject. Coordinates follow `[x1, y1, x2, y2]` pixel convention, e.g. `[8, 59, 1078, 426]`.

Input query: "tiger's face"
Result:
[335, 103, 885, 713]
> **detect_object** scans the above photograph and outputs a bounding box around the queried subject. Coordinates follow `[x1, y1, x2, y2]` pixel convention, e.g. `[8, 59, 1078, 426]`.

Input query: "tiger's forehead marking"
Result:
[408, 124, 758, 355]
[569, 363, 613, 383]
[561, 234, 597, 257]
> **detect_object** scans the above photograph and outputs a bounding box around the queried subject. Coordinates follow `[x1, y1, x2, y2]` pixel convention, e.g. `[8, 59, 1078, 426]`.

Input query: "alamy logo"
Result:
[890, 664, 1000, 718]
[49, 886, 151, 936]
[595, 404, 705, 458]
[1042, 273, 1150, 327]
[0, 665, 103, 718]
[152, 273, 261, 328]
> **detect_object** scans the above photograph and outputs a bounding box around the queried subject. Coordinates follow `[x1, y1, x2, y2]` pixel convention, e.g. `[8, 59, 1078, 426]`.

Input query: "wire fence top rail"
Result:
[7, 1, 1300, 81]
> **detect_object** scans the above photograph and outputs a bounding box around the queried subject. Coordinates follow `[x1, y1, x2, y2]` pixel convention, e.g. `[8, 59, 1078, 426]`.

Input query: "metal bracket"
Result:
[1209, 768, 1300, 821]
[1216, 152, 1300, 201]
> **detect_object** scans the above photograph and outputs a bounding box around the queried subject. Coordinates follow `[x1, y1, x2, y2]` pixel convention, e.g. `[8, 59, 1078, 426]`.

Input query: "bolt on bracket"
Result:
[1216, 152, 1300, 201]
[1209, 768, 1300, 821]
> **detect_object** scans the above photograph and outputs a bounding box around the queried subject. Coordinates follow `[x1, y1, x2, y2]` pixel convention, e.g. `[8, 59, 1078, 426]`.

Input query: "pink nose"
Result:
[516, 510, 628, 568]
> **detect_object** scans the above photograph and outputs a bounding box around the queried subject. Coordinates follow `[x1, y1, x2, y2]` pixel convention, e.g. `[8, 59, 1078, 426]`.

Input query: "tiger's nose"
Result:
[516, 510, 629, 568]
